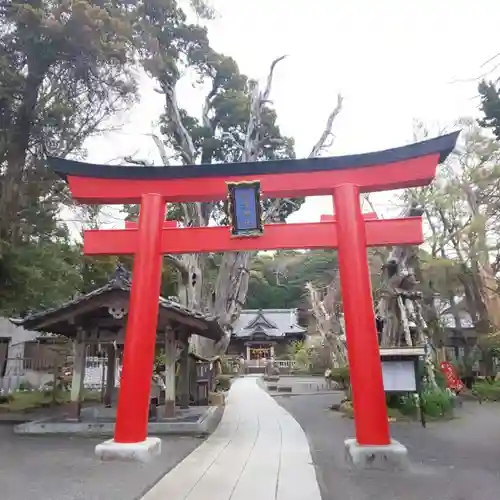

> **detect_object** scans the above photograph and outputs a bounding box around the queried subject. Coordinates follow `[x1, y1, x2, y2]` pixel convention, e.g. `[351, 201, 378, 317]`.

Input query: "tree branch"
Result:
[149, 133, 171, 165]
[308, 93, 343, 158]
[163, 82, 196, 164]
[202, 80, 218, 129]
[123, 156, 152, 166]
[243, 55, 287, 162]
[165, 255, 189, 280]
[262, 55, 287, 102]
[263, 93, 344, 221]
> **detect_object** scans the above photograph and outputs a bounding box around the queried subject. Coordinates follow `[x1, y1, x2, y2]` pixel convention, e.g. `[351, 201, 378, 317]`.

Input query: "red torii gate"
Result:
[49, 131, 458, 458]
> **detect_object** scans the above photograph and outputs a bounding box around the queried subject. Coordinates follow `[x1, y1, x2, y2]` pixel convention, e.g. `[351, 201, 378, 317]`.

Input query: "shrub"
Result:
[215, 374, 232, 391]
[386, 393, 419, 417]
[286, 341, 311, 371]
[294, 348, 311, 371]
[433, 368, 448, 390]
[326, 366, 350, 390]
[309, 345, 334, 374]
[17, 381, 32, 392]
[398, 395, 420, 416]
[219, 357, 233, 375]
[473, 380, 500, 401]
[421, 387, 454, 418]
[339, 399, 354, 418]
[0, 394, 14, 404]
[329, 363, 454, 420]
[386, 386, 454, 419]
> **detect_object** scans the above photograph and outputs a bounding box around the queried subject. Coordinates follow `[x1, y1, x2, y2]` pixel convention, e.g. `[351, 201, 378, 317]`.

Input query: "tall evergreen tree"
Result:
[0, 1, 137, 313]
[478, 80, 500, 140]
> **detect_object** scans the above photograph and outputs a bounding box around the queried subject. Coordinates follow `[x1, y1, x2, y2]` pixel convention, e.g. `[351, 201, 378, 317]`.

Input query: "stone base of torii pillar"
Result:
[344, 438, 409, 471]
[95, 437, 162, 463]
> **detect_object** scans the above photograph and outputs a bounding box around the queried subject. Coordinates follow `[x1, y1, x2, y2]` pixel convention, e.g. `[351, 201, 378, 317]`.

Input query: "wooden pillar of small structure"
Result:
[178, 340, 190, 409]
[163, 328, 176, 417]
[104, 344, 116, 408]
[69, 336, 87, 420]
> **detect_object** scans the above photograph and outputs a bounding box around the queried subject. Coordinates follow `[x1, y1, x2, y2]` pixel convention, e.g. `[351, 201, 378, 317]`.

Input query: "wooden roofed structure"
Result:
[9, 266, 224, 419]
[10, 266, 223, 343]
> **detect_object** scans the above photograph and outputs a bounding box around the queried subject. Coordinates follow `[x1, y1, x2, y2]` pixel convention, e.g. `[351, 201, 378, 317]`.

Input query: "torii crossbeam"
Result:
[87, 216, 423, 254]
[49, 131, 459, 460]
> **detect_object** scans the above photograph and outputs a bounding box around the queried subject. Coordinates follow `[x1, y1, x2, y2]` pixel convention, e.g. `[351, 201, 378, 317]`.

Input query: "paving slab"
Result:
[141, 376, 322, 500]
[277, 393, 500, 500]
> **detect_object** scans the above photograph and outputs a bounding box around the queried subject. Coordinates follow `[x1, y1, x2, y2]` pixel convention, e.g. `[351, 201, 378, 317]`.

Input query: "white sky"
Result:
[77, 0, 500, 233]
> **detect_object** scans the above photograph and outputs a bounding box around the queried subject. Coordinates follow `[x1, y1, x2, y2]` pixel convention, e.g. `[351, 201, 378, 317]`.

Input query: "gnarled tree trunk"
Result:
[156, 58, 343, 357]
[376, 203, 438, 387]
[306, 277, 348, 368]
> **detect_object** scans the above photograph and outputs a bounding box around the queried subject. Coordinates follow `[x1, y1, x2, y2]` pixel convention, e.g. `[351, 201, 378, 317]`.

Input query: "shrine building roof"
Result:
[232, 309, 307, 339]
[9, 266, 223, 342]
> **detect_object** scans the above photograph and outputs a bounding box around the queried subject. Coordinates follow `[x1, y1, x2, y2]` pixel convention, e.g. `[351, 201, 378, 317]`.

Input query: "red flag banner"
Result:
[439, 361, 465, 392]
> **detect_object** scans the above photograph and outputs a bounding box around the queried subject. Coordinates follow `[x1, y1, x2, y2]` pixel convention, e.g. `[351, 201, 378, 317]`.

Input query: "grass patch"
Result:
[0, 390, 101, 413]
[472, 379, 500, 401]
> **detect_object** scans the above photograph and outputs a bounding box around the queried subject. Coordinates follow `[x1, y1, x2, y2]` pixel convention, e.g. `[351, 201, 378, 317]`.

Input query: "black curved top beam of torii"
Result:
[47, 131, 460, 204]
[50, 131, 459, 180]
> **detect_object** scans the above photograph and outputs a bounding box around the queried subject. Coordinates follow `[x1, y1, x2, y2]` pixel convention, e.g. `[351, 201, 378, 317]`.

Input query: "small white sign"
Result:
[381, 360, 416, 392]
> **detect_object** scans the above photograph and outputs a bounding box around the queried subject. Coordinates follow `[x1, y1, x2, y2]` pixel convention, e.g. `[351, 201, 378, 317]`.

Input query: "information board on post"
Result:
[381, 360, 417, 392]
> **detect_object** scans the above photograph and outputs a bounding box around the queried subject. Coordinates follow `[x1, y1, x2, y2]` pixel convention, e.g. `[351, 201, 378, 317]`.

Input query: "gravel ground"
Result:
[276, 392, 500, 500]
[0, 425, 203, 500]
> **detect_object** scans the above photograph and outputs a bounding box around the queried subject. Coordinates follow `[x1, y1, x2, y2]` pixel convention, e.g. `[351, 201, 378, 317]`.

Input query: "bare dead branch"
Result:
[148, 133, 171, 165]
[123, 156, 152, 166]
[165, 255, 189, 279]
[243, 55, 287, 162]
[308, 93, 343, 158]
[163, 82, 197, 164]
[362, 194, 379, 216]
[262, 55, 288, 102]
[481, 51, 500, 69]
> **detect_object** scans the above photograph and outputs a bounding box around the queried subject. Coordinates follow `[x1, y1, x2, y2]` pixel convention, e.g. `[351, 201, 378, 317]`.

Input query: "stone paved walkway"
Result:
[278, 392, 500, 500]
[141, 376, 322, 500]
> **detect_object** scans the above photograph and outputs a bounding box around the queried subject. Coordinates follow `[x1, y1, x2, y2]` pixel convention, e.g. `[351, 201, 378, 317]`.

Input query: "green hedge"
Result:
[473, 380, 500, 401]
[386, 385, 454, 419]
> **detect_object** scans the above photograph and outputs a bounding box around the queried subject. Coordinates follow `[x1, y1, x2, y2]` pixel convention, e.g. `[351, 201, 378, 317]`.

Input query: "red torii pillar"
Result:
[48, 131, 459, 462]
[117, 211, 392, 445]
[90, 212, 422, 446]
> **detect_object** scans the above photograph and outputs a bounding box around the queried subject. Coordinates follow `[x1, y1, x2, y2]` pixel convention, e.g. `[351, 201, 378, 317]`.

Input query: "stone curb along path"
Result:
[140, 376, 322, 500]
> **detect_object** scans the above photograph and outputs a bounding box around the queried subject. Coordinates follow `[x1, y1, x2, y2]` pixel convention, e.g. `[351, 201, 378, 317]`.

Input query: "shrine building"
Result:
[228, 309, 307, 361]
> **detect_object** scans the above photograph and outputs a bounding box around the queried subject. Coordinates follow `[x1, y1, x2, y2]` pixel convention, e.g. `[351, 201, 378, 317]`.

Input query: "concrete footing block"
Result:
[95, 437, 162, 463]
[344, 438, 409, 471]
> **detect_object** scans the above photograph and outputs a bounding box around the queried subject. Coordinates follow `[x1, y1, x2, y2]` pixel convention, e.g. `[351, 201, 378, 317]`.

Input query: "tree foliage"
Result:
[0, 0, 138, 313]
[398, 118, 500, 355]
[0, 0, 343, 340]
[245, 250, 338, 309]
[478, 79, 500, 140]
